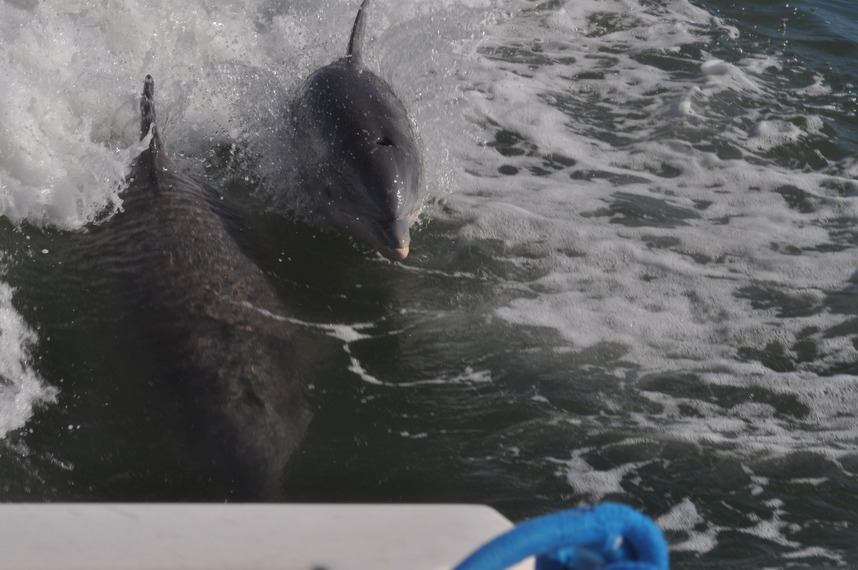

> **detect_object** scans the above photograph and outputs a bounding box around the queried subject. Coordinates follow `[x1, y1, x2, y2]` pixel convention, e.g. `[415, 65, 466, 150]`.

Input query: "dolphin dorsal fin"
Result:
[137, 75, 166, 186]
[139, 74, 166, 162]
[346, 0, 371, 65]
[140, 75, 157, 141]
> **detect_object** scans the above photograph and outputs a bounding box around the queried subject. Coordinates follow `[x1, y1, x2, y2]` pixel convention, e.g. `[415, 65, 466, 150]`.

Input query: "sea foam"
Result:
[0, 279, 56, 438]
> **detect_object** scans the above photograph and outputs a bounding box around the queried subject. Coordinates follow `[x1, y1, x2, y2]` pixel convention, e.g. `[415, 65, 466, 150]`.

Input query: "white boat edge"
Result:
[0, 503, 535, 570]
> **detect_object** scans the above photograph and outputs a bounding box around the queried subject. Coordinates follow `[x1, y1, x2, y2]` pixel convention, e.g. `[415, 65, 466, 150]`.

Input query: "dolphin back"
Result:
[108, 76, 311, 499]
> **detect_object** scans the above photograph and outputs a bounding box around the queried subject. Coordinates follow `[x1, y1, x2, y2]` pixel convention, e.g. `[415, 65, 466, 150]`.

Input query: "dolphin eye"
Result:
[376, 136, 394, 147]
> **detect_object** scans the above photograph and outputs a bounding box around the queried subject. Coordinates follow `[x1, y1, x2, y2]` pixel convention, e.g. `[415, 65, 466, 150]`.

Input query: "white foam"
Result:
[452, 2, 858, 561]
[453, 0, 858, 379]
[746, 118, 820, 152]
[783, 547, 846, 564]
[657, 498, 718, 554]
[325, 321, 493, 389]
[563, 448, 653, 501]
[0, 279, 56, 438]
[0, 3, 137, 228]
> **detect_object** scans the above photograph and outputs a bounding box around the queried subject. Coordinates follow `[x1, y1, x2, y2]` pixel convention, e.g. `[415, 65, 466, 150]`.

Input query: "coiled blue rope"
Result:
[453, 503, 669, 570]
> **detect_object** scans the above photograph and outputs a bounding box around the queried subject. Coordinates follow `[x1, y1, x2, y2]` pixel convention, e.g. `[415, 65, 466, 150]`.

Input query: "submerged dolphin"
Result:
[292, 0, 424, 261]
[99, 76, 310, 499]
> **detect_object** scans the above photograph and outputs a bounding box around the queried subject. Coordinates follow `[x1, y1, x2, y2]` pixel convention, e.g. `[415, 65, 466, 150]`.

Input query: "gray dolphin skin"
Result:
[292, 0, 424, 261]
[101, 76, 310, 499]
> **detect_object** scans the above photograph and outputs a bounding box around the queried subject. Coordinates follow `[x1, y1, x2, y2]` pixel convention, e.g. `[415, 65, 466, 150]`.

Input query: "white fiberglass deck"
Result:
[0, 503, 534, 570]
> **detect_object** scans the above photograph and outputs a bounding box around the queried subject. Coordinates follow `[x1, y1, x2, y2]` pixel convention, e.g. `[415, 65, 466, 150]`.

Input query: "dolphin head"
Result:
[294, 62, 424, 261]
[332, 121, 423, 261]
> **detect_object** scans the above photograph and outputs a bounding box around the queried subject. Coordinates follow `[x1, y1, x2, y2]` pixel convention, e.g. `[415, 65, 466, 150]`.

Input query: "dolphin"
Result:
[291, 0, 424, 261]
[97, 76, 310, 499]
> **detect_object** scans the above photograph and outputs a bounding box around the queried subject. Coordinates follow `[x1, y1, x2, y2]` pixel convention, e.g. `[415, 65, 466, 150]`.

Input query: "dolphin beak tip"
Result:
[386, 245, 409, 261]
[381, 218, 411, 261]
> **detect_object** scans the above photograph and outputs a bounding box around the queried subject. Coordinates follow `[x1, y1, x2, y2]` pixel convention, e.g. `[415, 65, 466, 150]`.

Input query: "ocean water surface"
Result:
[1, 0, 857, 567]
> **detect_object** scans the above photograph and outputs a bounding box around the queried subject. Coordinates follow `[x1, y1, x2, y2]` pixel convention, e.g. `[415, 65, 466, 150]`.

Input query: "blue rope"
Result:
[453, 503, 669, 570]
